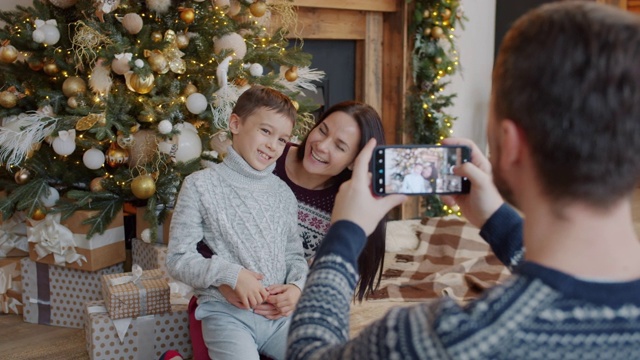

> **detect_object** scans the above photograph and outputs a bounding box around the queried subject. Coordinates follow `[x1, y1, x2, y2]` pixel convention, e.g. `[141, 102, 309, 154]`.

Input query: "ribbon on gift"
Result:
[27, 213, 86, 266]
[0, 212, 28, 256]
[87, 304, 156, 359]
[109, 264, 162, 316]
[0, 266, 23, 314]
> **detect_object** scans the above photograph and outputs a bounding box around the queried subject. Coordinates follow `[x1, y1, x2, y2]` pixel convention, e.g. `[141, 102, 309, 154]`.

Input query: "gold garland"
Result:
[70, 21, 114, 71]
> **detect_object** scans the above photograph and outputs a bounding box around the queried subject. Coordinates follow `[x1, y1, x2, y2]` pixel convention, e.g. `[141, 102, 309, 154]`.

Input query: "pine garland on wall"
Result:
[406, 0, 466, 217]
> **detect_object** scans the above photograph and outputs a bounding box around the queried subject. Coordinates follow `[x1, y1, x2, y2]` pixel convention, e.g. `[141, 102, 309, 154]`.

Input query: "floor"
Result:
[2, 189, 640, 359]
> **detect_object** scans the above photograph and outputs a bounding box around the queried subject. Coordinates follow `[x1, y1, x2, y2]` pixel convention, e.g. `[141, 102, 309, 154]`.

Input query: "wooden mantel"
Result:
[273, 0, 408, 148]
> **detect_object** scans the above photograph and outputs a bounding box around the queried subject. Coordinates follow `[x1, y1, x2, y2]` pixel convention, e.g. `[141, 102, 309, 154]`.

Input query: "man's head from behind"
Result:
[229, 85, 297, 171]
[490, 1, 640, 208]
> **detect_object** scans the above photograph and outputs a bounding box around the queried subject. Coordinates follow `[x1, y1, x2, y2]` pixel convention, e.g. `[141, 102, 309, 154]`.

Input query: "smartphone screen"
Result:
[371, 145, 471, 195]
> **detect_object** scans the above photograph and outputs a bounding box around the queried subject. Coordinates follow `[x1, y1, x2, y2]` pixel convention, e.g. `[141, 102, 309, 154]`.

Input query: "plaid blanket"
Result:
[370, 216, 512, 303]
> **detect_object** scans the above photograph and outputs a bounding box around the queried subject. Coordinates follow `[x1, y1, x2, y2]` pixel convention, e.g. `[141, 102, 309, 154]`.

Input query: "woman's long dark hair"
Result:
[298, 101, 387, 301]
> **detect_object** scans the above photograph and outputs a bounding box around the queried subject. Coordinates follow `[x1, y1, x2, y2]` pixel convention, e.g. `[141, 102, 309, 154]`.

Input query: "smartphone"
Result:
[371, 145, 471, 195]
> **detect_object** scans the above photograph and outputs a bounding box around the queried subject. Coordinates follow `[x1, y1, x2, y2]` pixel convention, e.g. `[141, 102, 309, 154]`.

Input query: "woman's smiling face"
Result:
[302, 111, 361, 178]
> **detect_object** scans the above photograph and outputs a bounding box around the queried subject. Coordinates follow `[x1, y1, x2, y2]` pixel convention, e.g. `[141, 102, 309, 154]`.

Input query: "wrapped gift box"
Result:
[27, 210, 126, 271]
[84, 300, 192, 360]
[0, 211, 29, 257]
[101, 266, 170, 320]
[21, 257, 123, 328]
[131, 238, 170, 282]
[135, 207, 173, 245]
[0, 257, 23, 315]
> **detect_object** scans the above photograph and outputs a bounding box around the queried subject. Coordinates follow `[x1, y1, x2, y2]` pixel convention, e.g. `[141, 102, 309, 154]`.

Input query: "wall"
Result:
[447, 0, 496, 153]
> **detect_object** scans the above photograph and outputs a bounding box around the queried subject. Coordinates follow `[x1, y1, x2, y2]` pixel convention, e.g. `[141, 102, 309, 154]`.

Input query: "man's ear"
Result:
[228, 114, 241, 135]
[498, 119, 526, 170]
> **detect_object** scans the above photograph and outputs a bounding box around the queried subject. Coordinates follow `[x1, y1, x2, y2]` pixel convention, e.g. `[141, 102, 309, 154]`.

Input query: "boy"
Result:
[166, 86, 307, 360]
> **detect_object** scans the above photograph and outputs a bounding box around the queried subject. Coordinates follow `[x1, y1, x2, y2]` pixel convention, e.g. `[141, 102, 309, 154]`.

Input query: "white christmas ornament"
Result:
[158, 122, 202, 163]
[185, 92, 208, 114]
[112, 53, 132, 75]
[146, 0, 172, 13]
[32, 20, 60, 46]
[49, 0, 78, 8]
[121, 13, 143, 35]
[213, 33, 247, 60]
[52, 129, 76, 156]
[249, 63, 263, 77]
[39, 186, 60, 207]
[158, 120, 173, 134]
[134, 59, 144, 68]
[83, 148, 105, 169]
[141, 228, 152, 243]
[89, 59, 113, 94]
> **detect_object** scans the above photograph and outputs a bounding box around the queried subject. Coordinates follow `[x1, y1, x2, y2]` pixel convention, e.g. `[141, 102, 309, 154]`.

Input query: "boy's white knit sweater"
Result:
[166, 146, 307, 305]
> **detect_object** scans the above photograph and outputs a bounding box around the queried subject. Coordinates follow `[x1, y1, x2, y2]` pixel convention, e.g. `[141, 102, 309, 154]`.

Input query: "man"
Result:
[287, 2, 640, 359]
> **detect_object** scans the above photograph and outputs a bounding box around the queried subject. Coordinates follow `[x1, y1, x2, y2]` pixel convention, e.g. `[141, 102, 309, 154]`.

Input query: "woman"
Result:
[421, 162, 438, 193]
[189, 101, 388, 360]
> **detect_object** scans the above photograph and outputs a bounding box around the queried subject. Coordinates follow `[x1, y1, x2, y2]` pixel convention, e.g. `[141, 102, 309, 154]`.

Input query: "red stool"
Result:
[188, 296, 210, 360]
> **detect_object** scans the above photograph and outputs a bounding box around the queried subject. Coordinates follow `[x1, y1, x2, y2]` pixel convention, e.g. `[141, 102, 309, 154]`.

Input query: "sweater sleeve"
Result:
[479, 203, 524, 269]
[165, 175, 243, 289]
[284, 196, 308, 290]
[287, 220, 454, 359]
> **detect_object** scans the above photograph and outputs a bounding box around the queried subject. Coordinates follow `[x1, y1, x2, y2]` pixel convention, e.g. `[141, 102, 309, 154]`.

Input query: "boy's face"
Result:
[229, 107, 293, 171]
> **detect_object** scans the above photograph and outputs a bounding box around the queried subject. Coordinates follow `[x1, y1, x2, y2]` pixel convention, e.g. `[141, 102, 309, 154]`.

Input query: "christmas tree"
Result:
[0, 0, 323, 238]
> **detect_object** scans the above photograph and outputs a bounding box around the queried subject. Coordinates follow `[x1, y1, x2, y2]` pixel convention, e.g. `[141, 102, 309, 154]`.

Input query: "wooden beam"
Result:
[275, 7, 367, 39]
[362, 12, 383, 114]
[291, 0, 397, 12]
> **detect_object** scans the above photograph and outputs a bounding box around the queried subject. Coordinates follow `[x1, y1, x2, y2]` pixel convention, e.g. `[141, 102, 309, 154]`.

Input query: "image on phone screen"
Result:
[372, 145, 470, 195]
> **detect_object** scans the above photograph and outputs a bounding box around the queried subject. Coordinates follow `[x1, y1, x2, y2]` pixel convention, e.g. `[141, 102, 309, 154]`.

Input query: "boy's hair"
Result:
[493, 2, 640, 207]
[232, 85, 297, 124]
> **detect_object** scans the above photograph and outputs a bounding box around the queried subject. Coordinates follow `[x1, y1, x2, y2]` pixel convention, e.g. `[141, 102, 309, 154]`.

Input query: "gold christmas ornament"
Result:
[125, 72, 155, 94]
[249, 1, 267, 17]
[62, 76, 87, 97]
[0, 44, 19, 63]
[89, 177, 105, 192]
[14, 168, 31, 184]
[151, 31, 163, 42]
[291, 100, 299, 111]
[176, 33, 190, 49]
[442, 8, 452, 20]
[147, 50, 169, 74]
[131, 174, 156, 199]
[431, 26, 444, 39]
[105, 142, 130, 167]
[180, 8, 195, 24]
[28, 58, 44, 71]
[76, 113, 105, 131]
[434, 57, 443, 64]
[67, 96, 79, 108]
[423, 9, 431, 18]
[31, 208, 46, 221]
[234, 77, 248, 87]
[43, 62, 59, 76]
[284, 66, 298, 82]
[0, 91, 18, 108]
[423, 27, 432, 36]
[183, 83, 197, 97]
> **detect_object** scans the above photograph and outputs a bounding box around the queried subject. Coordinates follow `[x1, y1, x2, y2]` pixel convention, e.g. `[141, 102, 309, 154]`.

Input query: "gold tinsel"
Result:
[268, 0, 301, 41]
[294, 112, 315, 139]
[70, 21, 114, 71]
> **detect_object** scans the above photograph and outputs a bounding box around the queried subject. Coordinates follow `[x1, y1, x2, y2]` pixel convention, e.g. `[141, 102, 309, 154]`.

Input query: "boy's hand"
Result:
[233, 269, 269, 309]
[253, 303, 284, 320]
[264, 284, 301, 317]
